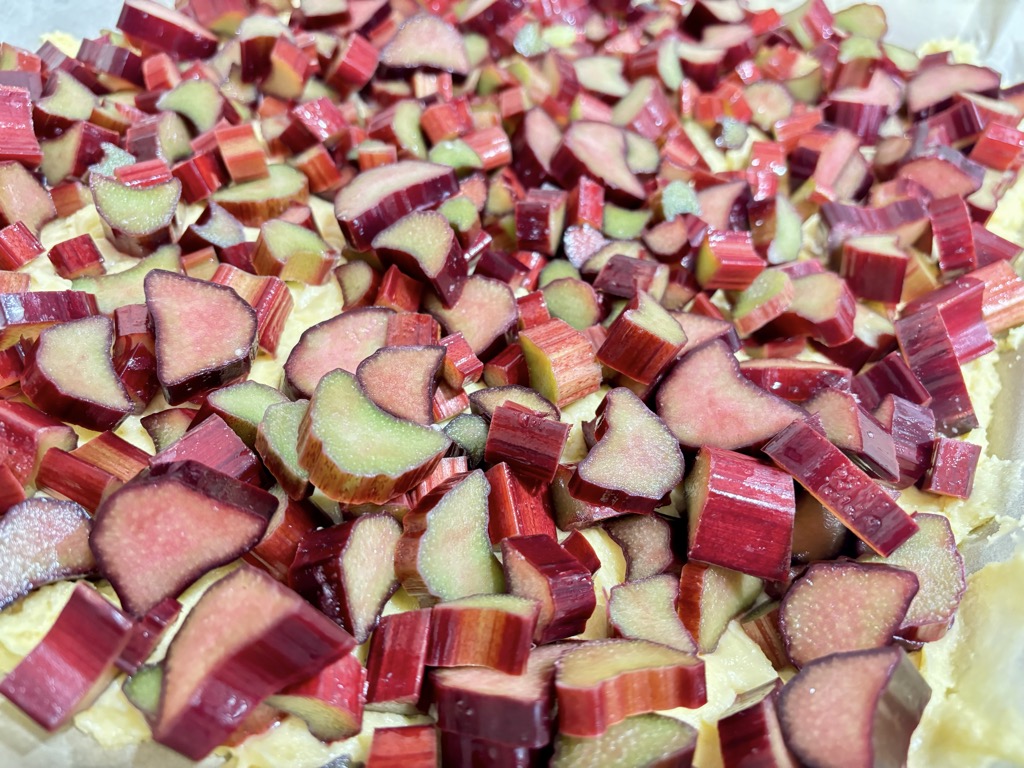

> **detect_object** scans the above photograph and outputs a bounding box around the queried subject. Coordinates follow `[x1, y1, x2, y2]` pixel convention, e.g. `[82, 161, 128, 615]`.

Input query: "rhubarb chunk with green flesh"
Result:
[486, 462, 557, 543]
[555, 639, 706, 737]
[778, 648, 930, 768]
[686, 447, 795, 581]
[676, 562, 762, 654]
[123, 663, 163, 723]
[245, 489, 326, 582]
[73, 245, 182, 314]
[336, 260, 382, 309]
[597, 292, 686, 384]
[731, 269, 796, 337]
[551, 122, 646, 206]
[426, 593, 538, 675]
[444, 413, 489, 469]
[570, 388, 684, 515]
[91, 460, 276, 616]
[859, 513, 966, 643]
[780, 561, 918, 668]
[541, 278, 602, 331]
[432, 644, 567, 749]
[551, 713, 698, 768]
[141, 408, 197, 454]
[396, 470, 503, 604]
[424, 274, 517, 356]
[519, 319, 602, 408]
[791, 493, 849, 564]
[0, 161, 56, 235]
[196, 380, 288, 449]
[288, 513, 401, 644]
[380, 14, 469, 75]
[298, 369, 449, 504]
[253, 219, 338, 285]
[21, 316, 134, 432]
[256, 400, 311, 500]
[151, 414, 264, 487]
[0, 498, 95, 609]
[267, 653, 365, 742]
[770, 272, 856, 347]
[608, 575, 698, 655]
[91, 174, 181, 256]
[696, 230, 765, 291]
[762, 418, 919, 556]
[334, 160, 458, 250]
[367, 725, 438, 768]
[469, 385, 560, 422]
[0, 583, 132, 731]
[606, 514, 680, 581]
[365, 608, 431, 713]
[718, 683, 796, 768]
[145, 270, 257, 405]
[356, 345, 444, 426]
[283, 307, 392, 399]
[0, 290, 99, 351]
[372, 211, 467, 307]
[153, 565, 356, 761]
[212, 164, 310, 227]
[802, 387, 900, 482]
[502, 535, 595, 643]
[657, 341, 803, 450]
[484, 403, 570, 487]
[0, 400, 77, 488]
[117, 0, 219, 60]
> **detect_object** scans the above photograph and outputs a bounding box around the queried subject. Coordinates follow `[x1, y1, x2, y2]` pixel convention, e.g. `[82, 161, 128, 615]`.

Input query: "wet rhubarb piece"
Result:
[153, 565, 356, 760]
[118, 0, 218, 60]
[426, 593, 538, 675]
[609, 574, 697, 655]
[551, 464, 626, 530]
[502, 535, 595, 643]
[298, 369, 449, 504]
[288, 513, 401, 644]
[145, 270, 257, 405]
[36, 448, 122, 513]
[0, 583, 133, 731]
[0, 399, 78, 488]
[91, 460, 276, 616]
[901, 277, 995, 366]
[244, 487, 326, 582]
[550, 121, 646, 206]
[0, 290, 99, 351]
[267, 654, 365, 742]
[685, 447, 795, 582]
[763, 418, 918, 557]
[597, 291, 686, 385]
[739, 358, 853, 402]
[484, 403, 570, 487]
[551, 713, 697, 768]
[365, 608, 431, 713]
[921, 436, 982, 498]
[366, 725, 439, 768]
[0, 161, 56, 235]
[151, 414, 264, 487]
[356, 345, 444, 426]
[852, 351, 932, 411]
[802, 387, 900, 482]
[116, 597, 182, 676]
[676, 562, 762, 654]
[555, 639, 706, 738]
[252, 218, 338, 285]
[778, 647, 930, 768]
[718, 682, 796, 768]
[372, 211, 467, 307]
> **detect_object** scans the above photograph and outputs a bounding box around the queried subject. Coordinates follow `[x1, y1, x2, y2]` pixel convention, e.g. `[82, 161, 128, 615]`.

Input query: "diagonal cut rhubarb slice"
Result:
[424, 274, 518, 356]
[598, 291, 687, 385]
[153, 564, 356, 760]
[298, 369, 450, 504]
[802, 387, 900, 482]
[211, 164, 310, 227]
[255, 400, 311, 500]
[677, 561, 762, 654]
[150, 414, 264, 487]
[555, 639, 706, 737]
[195, 380, 288, 449]
[551, 714, 698, 768]
[426, 593, 539, 675]
[91, 460, 277, 616]
[145, 270, 257, 405]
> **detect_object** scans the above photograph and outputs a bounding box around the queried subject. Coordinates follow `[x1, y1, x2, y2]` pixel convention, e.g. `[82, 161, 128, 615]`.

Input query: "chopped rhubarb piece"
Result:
[116, 597, 182, 675]
[47, 233, 103, 279]
[969, 120, 1024, 171]
[686, 447, 795, 581]
[252, 219, 338, 286]
[194, 380, 287, 449]
[92, 460, 276, 616]
[802, 387, 900, 482]
[209, 265, 292, 356]
[781, 561, 918, 667]
[152, 414, 263, 486]
[0, 85, 42, 167]
[387, 313, 440, 349]
[486, 462, 557, 543]
[769, 272, 856, 347]
[0, 271, 29, 293]
[118, 0, 218, 60]
[357, 345, 443, 426]
[791, 490, 849, 564]
[0, 221, 44, 269]
[851, 351, 932, 411]
[153, 565, 355, 760]
[334, 160, 458, 250]
[551, 465, 625, 530]
[731, 269, 796, 338]
[146, 270, 256, 405]
[778, 647, 930, 768]
[606, 513, 682, 582]
[470, 384, 559, 422]
[561, 529, 601, 574]
[215, 123, 268, 184]
[141, 407, 197, 454]
[21, 316, 133, 432]
[173, 151, 227, 204]
[380, 14, 469, 75]
[244, 488, 326, 581]
[555, 639, 706, 737]
[874, 395, 936, 489]
[484, 403, 569, 487]
[906, 61, 1000, 116]
[284, 307, 392, 399]
[336, 260, 382, 310]
[0, 290, 99, 350]
[696, 230, 765, 291]
[593, 255, 668, 300]
[365, 608, 431, 713]
[928, 195, 976, 276]
[0, 498, 95, 608]
[902, 277, 995, 365]
[896, 146, 984, 199]
[427, 593, 538, 674]
[267, 653, 365, 742]
[425, 274, 517, 356]
[540, 277, 601, 332]
[552, 713, 698, 768]
[598, 292, 686, 385]
[289, 513, 401, 643]
[968, 259, 1024, 335]
[516, 188, 568, 257]
[677, 562, 762, 653]
[0, 399, 78, 488]
[839, 234, 908, 304]
[255, 401, 311, 500]
[658, 340, 803, 450]
[740, 602, 789, 670]
[609, 574, 697, 654]
[72, 246, 180, 316]
[325, 33, 379, 96]
[431, 379, 468, 422]
[36, 448, 121, 512]
[395, 470, 503, 605]
[439, 332, 484, 389]
[0, 582, 133, 731]
[739, 359, 853, 402]
[298, 369, 449, 504]
[211, 164, 310, 228]
[551, 122, 646, 206]
[0, 465, 26, 514]
[483, 343, 530, 387]
[0, 161, 55, 235]
[91, 174, 180, 257]
[519, 319, 602, 408]
[367, 725, 438, 768]
[372, 211, 467, 307]
[921, 437, 982, 498]
[763, 418, 918, 556]
[502, 535, 595, 643]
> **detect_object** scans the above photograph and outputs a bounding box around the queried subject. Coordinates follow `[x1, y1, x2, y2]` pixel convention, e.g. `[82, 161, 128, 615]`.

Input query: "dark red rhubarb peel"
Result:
[365, 609, 431, 713]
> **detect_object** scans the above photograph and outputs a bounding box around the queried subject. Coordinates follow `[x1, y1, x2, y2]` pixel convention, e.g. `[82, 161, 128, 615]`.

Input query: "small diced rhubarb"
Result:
[252, 219, 339, 286]
[267, 654, 365, 742]
[152, 414, 264, 487]
[677, 562, 762, 653]
[117, 0, 219, 60]
[365, 609, 431, 713]
[839, 235, 908, 304]
[0, 399, 77, 488]
[851, 351, 932, 411]
[609, 574, 697, 655]
[718, 682, 796, 768]
[802, 387, 900, 482]
[141, 407, 198, 454]
[769, 272, 856, 347]
[0, 85, 42, 167]
[366, 725, 438, 768]
[372, 211, 467, 306]
[116, 597, 182, 675]
[244, 488, 326, 582]
[551, 465, 626, 530]
[516, 188, 568, 257]
[561, 529, 602, 574]
[901, 277, 994, 365]
[928, 195, 976, 276]
[696, 230, 765, 290]
[215, 123, 268, 184]
[921, 437, 982, 498]
[0, 221, 44, 269]
[486, 462, 557, 543]
[731, 269, 796, 338]
[427, 593, 538, 675]
[439, 332, 484, 389]
[519, 319, 602, 408]
[483, 343, 530, 387]
[484, 403, 570, 487]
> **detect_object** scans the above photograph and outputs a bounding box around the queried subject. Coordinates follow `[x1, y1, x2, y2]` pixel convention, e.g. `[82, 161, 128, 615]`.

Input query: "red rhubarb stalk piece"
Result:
[424, 274, 518, 357]
[676, 562, 762, 653]
[356, 344, 444, 426]
[116, 597, 182, 675]
[35, 448, 122, 513]
[598, 291, 687, 384]
[0, 290, 99, 350]
[365, 608, 432, 713]
[484, 403, 570, 487]
[606, 513, 682, 582]
[151, 414, 264, 487]
[118, 0, 219, 60]
[718, 682, 797, 768]
[551, 122, 646, 206]
[802, 387, 900, 483]
[486, 461, 557, 543]
[372, 211, 467, 307]
[380, 14, 469, 75]
[921, 436, 982, 498]
[519, 318, 603, 408]
[267, 653, 365, 742]
[609, 574, 698, 655]
[366, 725, 439, 768]
[739, 358, 853, 402]
[0, 399, 77, 488]
[426, 593, 538, 675]
[0, 221, 44, 269]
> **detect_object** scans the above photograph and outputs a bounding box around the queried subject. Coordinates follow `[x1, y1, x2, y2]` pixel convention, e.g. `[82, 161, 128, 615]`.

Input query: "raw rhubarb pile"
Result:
[1, 0, 1024, 765]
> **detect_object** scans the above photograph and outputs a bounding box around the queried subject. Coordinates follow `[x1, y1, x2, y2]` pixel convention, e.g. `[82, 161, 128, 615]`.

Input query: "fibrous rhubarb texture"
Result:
[677, 562, 762, 654]
[365, 608, 431, 713]
[551, 713, 698, 768]
[606, 513, 681, 582]
[395, 470, 503, 605]
[470, 385, 560, 422]
[356, 344, 444, 426]
[252, 219, 338, 285]
[151, 414, 264, 487]
[118, 0, 218, 60]
[0, 583, 133, 731]
[780, 561, 919, 668]
[555, 639, 706, 737]
[486, 462, 557, 543]
[298, 369, 449, 504]
[571, 387, 684, 515]
[116, 597, 182, 676]
[502, 535, 595, 644]
[608, 574, 698, 655]
[288, 513, 401, 644]
[739, 358, 854, 403]
[0, 399, 77, 488]
[267, 653, 365, 742]
[0, 290, 99, 350]
[145, 270, 257, 405]
[153, 565, 356, 760]
[778, 648, 930, 768]
[519, 318, 602, 408]
[366, 725, 439, 768]
[196, 380, 288, 449]
[427, 593, 539, 675]
[372, 211, 467, 307]
[91, 461, 276, 616]
[255, 400, 311, 500]
[484, 403, 570, 487]
[763, 418, 919, 556]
